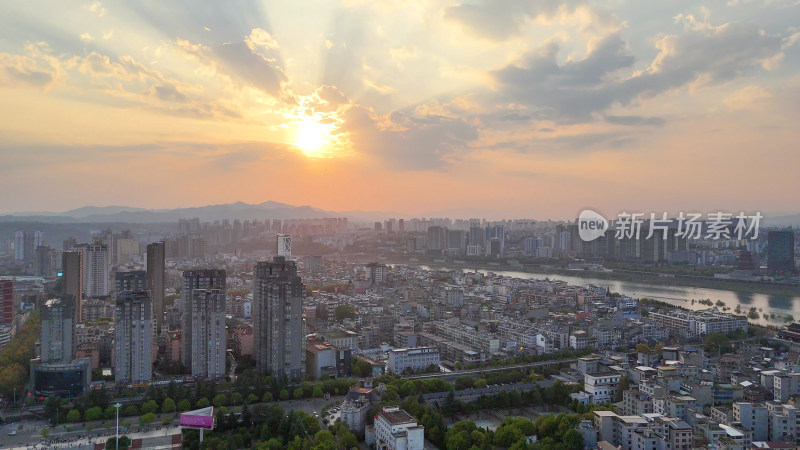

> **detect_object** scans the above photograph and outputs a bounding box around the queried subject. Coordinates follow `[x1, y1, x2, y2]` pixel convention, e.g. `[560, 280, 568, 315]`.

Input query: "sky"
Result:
[1, 0, 799, 220]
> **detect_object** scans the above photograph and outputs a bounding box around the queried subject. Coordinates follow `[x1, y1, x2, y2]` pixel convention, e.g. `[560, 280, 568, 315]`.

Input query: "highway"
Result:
[401, 358, 578, 380]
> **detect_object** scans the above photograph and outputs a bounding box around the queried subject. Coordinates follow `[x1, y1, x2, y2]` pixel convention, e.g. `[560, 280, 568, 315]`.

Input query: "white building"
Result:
[375, 406, 424, 450]
[584, 372, 621, 404]
[387, 347, 440, 374]
[277, 234, 292, 259]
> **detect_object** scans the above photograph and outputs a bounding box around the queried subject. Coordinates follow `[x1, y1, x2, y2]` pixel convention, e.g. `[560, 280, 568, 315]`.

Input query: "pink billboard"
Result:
[180, 407, 214, 429]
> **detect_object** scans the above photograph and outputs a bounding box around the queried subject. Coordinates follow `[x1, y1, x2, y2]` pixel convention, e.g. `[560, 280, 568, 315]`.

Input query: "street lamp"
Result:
[114, 402, 122, 450]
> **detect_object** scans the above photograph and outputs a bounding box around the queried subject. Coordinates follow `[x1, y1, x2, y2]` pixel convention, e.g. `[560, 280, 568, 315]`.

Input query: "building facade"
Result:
[114, 290, 152, 383]
[253, 257, 305, 379]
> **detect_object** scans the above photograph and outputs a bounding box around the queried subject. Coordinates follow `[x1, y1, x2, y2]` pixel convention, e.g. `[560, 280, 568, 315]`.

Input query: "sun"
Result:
[294, 116, 335, 157]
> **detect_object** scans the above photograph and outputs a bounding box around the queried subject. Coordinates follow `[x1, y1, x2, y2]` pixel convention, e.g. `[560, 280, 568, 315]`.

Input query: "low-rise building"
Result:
[374, 406, 424, 450]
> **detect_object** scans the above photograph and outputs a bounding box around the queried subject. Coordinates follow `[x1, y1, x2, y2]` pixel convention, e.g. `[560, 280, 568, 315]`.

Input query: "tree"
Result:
[562, 429, 584, 450]
[41, 428, 50, 440]
[311, 430, 337, 450]
[105, 436, 131, 450]
[162, 397, 176, 413]
[139, 412, 156, 426]
[293, 388, 304, 399]
[334, 305, 356, 323]
[196, 397, 210, 408]
[494, 425, 523, 447]
[232, 392, 243, 405]
[337, 429, 358, 449]
[256, 439, 284, 450]
[141, 399, 158, 414]
[177, 399, 191, 411]
[66, 409, 81, 423]
[280, 389, 290, 401]
[615, 376, 630, 402]
[213, 394, 228, 408]
[635, 343, 651, 353]
[263, 392, 274, 402]
[351, 357, 373, 377]
[123, 405, 139, 417]
[84, 406, 103, 422]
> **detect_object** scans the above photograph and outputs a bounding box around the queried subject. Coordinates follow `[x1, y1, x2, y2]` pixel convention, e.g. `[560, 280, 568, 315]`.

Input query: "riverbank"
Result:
[391, 257, 799, 297]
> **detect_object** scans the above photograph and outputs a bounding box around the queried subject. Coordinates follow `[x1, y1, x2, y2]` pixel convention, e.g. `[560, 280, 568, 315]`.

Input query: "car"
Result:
[8, 430, 17, 436]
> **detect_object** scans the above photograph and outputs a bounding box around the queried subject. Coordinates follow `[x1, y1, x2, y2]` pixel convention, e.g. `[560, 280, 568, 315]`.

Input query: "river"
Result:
[404, 264, 800, 327]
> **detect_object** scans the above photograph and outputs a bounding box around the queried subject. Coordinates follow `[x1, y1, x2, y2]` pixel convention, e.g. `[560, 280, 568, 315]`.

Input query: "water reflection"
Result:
[409, 264, 800, 326]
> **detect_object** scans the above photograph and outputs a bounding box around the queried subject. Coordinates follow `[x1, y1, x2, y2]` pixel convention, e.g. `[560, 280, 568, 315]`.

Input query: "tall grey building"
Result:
[253, 256, 305, 379]
[115, 270, 147, 293]
[114, 290, 152, 383]
[41, 296, 75, 363]
[188, 289, 226, 379]
[62, 251, 83, 321]
[181, 270, 226, 371]
[147, 242, 166, 334]
[85, 243, 110, 297]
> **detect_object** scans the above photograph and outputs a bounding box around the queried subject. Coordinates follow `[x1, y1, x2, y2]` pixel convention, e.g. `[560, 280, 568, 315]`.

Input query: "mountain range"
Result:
[0, 201, 395, 224]
[1, 202, 799, 226]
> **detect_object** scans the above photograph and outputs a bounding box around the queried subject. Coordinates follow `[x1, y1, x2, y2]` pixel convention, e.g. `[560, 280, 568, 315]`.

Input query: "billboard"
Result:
[180, 407, 214, 429]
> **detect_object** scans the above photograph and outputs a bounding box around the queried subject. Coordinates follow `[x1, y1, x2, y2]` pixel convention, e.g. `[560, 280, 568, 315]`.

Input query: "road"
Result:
[401, 358, 578, 380]
[0, 396, 346, 449]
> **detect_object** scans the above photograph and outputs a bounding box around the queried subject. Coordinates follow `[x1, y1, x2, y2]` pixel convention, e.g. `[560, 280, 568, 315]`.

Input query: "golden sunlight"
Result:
[293, 116, 335, 157]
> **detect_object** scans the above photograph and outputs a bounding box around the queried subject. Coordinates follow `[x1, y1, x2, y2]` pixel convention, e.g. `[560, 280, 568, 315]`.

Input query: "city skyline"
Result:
[1, 0, 799, 218]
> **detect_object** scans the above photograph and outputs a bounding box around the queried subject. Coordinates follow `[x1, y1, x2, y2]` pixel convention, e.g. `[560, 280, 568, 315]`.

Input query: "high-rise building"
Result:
[34, 246, 58, 277]
[62, 251, 83, 321]
[115, 270, 147, 293]
[426, 226, 444, 253]
[0, 278, 13, 326]
[85, 243, 110, 297]
[41, 296, 75, 363]
[34, 231, 45, 249]
[277, 234, 292, 259]
[253, 257, 305, 379]
[485, 225, 505, 257]
[366, 262, 387, 286]
[181, 270, 226, 370]
[146, 242, 166, 334]
[14, 231, 36, 264]
[768, 230, 797, 274]
[31, 295, 91, 398]
[187, 289, 226, 379]
[114, 290, 152, 383]
[14, 231, 24, 262]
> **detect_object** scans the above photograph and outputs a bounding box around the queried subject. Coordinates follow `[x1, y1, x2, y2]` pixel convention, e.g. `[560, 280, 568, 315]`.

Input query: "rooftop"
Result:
[379, 407, 416, 425]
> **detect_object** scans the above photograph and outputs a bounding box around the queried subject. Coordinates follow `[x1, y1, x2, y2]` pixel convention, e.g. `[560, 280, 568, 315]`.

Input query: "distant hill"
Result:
[0, 201, 396, 224]
[763, 214, 800, 228]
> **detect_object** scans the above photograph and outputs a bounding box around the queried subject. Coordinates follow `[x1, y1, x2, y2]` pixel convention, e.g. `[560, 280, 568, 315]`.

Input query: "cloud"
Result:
[489, 22, 790, 121]
[149, 82, 187, 103]
[337, 104, 478, 170]
[84, 1, 106, 18]
[0, 42, 62, 89]
[80, 33, 93, 44]
[245, 28, 279, 53]
[604, 115, 665, 126]
[490, 33, 635, 120]
[175, 32, 289, 99]
[444, 0, 621, 41]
